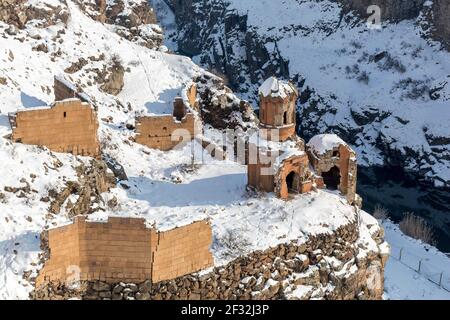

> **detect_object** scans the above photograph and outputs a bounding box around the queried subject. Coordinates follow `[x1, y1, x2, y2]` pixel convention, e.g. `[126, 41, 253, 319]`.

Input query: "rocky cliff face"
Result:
[0, 0, 69, 30]
[75, 0, 163, 48]
[337, 0, 426, 21]
[337, 0, 450, 50]
[430, 0, 450, 50]
[165, 0, 289, 93]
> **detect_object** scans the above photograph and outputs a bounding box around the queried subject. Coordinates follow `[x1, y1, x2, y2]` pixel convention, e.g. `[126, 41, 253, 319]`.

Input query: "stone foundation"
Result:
[32, 219, 388, 300]
[35, 217, 213, 287]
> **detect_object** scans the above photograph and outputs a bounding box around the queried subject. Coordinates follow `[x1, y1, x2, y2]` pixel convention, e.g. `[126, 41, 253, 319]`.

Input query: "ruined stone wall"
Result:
[259, 95, 296, 142]
[36, 217, 154, 286]
[247, 147, 275, 193]
[33, 219, 389, 300]
[307, 144, 358, 204]
[35, 217, 214, 288]
[248, 145, 316, 199]
[11, 99, 100, 157]
[152, 221, 214, 283]
[135, 113, 196, 151]
[275, 154, 312, 199]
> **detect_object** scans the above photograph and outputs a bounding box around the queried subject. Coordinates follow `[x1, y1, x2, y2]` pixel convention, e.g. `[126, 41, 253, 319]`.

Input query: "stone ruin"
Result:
[307, 134, 359, 206]
[135, 85, 199, 151]
[36, 216, 213, 288]
[8, 76, 100, 157]
[247, 77, 359, 204]
[9, 99, 100, 157]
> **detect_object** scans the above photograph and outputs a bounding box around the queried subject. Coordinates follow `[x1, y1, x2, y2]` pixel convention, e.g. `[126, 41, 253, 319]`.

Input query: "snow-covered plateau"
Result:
[0, 0, 449, 300]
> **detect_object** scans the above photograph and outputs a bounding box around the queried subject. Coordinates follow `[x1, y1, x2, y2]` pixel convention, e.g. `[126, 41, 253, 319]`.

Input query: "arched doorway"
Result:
[322, 166, 340, 190]
[286, 171, 297, 193]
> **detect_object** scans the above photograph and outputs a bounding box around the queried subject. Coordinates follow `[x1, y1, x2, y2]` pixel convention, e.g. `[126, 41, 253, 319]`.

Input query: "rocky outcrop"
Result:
[194, 73, 257, 130]
[31, 219, 389, 300]
[48, 159, 116, 218]
[336, 0, 450, 50]
[75, 0, 163, 49]
[0, 0, 69, 29]
[100, 56, 125, 95]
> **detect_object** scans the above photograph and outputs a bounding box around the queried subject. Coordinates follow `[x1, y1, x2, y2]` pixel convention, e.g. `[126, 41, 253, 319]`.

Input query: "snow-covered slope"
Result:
[165, 0, 450, 187]
[0, 0, 383, 299]
[383, 220, 450, 299]
[0, 0, 201, 299]
[0, 0, 448, 300]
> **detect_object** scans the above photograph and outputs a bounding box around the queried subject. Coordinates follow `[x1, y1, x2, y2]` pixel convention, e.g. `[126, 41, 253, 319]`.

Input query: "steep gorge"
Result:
[162, 0, 450, 188]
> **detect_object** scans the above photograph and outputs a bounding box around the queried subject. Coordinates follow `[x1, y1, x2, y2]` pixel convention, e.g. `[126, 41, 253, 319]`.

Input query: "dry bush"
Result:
[373, 204, 389, 221]
[399, 212, 436, 246]
[220, 229, 250, 258]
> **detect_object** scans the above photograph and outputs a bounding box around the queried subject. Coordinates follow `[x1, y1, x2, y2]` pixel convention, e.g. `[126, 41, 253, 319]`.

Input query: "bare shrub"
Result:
[399, 212, 436, 246]
[219, 229, 250, 258]
[357, 71, 370, 84]
[373, 205, 389, 221]
[378, 53, 406, 73]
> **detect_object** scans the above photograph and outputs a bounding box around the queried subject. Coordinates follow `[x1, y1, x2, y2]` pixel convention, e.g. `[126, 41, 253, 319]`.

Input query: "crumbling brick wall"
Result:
[10, 99, 100, 157]
[247, 141, 323, 200]
[259, 94, 297, 142]
[152, 221, 214, 282]
[135, 113, 196, 151]
[307, 144, 358, 205]
[247, 148, 276, 193]
[274, 154, 313, 199]
[36, 217, 214, 287]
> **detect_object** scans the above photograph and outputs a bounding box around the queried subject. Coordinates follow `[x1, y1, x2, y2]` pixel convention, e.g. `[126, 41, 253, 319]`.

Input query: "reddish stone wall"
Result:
[247, 148, 275, 193]
[306, 143, 358, 204]
[11, 99, 100, 157]
[152, 221, 214, 282]
[36, 217, 213, 287]
[135, 113, 196, 151]
[275, 154, 311, 199]
[259, 93, 297, 142]
[247, 148, 317, 199]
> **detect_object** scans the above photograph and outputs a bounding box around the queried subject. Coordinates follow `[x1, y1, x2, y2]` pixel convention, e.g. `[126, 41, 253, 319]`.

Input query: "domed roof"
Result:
[258, 76, 297, 99]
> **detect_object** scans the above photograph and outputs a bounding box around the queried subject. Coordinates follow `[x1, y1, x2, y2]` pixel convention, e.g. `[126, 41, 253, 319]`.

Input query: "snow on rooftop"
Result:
[258, 76, 296, 99]
[307, 134, 346, 155]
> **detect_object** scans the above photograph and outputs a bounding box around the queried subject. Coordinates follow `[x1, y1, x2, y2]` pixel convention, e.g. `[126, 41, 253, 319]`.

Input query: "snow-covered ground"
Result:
[0, 0, 449, 300]
[383, 220, 450, 300]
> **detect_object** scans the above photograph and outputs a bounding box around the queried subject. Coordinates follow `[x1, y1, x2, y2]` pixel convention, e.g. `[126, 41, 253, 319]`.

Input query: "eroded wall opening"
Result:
[322, 166, 340, 190]
[286, 171, 298, 193]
